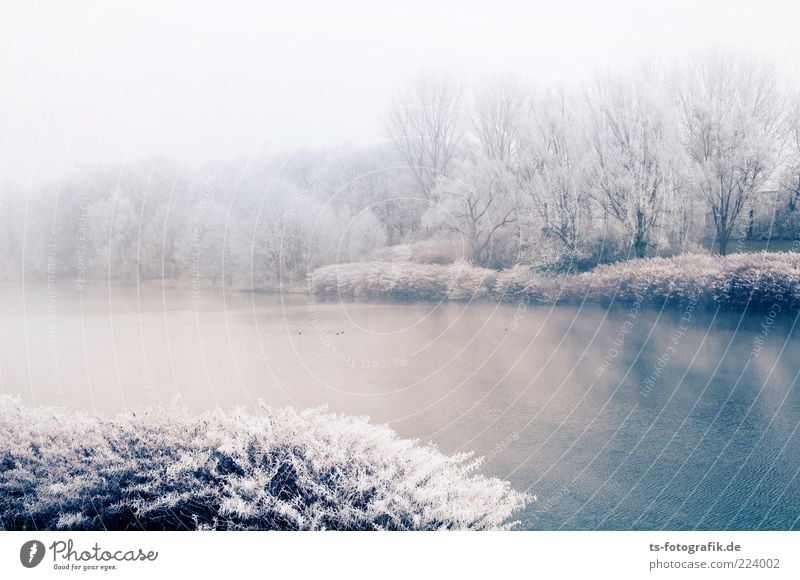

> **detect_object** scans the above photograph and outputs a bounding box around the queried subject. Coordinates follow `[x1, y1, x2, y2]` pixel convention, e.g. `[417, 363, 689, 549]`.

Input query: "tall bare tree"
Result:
[779, 95, 800, 200]
[519, 89, 594, 258]
[472, 73, 531, 168]
[674, 51, 783, 255]
[385, 72, 464, 199]
[425, 157, 519, 264]
[586, 68, 679, 259]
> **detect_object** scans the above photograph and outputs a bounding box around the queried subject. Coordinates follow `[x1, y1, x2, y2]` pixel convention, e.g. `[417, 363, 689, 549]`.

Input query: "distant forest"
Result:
[2, 50, 799, 289]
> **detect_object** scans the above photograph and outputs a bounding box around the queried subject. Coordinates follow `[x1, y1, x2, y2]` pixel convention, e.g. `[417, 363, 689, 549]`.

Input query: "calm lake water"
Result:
[2, 283, 799, 530]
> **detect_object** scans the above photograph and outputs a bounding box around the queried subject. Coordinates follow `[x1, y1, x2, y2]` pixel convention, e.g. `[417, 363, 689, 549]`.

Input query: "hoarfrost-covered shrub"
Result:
[310, 261, 495, 301]
[493, 266, 548, 302]
[311, 253, 800, 311]
[551, 253, 800, 310]
[718, 252, 800, 310]
[0, 397, 529, 531]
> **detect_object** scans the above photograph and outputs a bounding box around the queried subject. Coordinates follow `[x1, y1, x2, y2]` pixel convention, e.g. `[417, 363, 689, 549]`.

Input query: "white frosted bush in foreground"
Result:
[0, 397, 529, 531]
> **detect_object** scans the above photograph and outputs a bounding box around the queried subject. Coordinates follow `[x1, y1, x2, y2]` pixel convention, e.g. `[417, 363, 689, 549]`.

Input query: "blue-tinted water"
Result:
[2, 284, 798, 529]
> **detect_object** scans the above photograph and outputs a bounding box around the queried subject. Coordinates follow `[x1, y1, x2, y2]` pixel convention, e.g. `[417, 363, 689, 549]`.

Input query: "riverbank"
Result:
[0, 397, 529, 531]
[310, 252, 800, 311]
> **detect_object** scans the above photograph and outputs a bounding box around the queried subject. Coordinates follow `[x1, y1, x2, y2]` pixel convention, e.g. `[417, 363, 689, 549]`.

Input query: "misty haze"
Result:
[1, 1, 799, 532]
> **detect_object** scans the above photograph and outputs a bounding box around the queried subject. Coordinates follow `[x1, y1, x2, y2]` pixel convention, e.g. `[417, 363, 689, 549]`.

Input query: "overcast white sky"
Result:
[1, 0, 799, 187]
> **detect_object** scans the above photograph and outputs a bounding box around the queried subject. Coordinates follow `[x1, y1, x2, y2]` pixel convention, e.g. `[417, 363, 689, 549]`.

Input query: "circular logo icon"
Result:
[20, 540, 46, 568]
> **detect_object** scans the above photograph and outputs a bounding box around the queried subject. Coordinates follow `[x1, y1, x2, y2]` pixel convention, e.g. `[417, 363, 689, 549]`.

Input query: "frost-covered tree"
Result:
[425, 157, 519, 265]
[518, 89, 595, 260]
[472, 73, 531, 168]
[586, 68, 680, 258]
[173, 199, 232, 286]
[315, 144, 418, 245]
[675, 51, 783, 255]
[662, 162, 696, 253]
[88, 194, 141, 281]
[336, 209, 386, 263]
[0, 185, 22, 279]
[251, 182, 316, 286]
[779, 96, 800, 203]
[385, 72, 464, 199]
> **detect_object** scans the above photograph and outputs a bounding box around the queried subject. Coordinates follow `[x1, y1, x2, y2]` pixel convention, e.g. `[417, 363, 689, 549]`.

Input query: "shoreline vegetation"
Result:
[310, 252, 800, 312]
[0, 397, 530, 531]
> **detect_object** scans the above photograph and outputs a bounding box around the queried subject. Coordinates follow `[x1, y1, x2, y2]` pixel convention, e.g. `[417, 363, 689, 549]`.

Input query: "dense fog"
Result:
[2, 51, 797, 289]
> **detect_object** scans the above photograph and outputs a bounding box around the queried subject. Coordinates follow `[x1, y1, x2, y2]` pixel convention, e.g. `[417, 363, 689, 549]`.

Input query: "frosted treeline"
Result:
[2, 51, 799, 287]
[0, 397, 529, 531]
[312, 252, 800, 311]
[0, 157, 386, 290]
